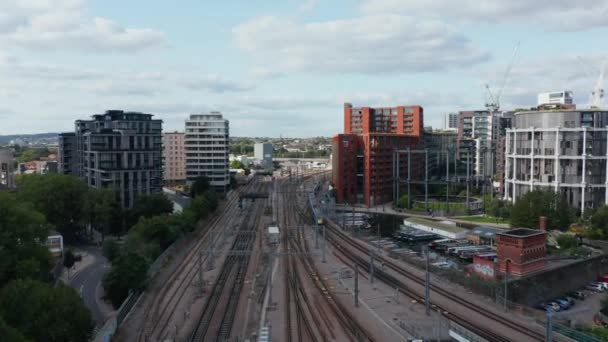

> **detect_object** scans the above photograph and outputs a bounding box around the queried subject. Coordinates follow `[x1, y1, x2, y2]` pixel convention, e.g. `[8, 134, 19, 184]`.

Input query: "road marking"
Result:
[80, 285, 84, 298]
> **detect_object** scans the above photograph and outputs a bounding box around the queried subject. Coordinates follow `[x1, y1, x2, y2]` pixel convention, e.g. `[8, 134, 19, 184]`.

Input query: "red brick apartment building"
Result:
[332, 103, 423, 207]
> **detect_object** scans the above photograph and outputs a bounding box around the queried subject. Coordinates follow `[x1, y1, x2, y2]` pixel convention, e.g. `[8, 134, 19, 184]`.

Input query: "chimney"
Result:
[539, 216, 547, 231]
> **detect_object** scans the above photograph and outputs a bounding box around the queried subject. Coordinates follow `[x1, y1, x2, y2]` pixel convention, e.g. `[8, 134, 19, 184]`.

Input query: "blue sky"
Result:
[1, 0, 608, 136]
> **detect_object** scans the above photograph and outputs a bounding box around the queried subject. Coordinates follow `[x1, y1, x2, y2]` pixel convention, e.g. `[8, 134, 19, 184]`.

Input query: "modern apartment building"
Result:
[58, 110, 163, 208]
[0, 148, 15, 190]
[444, 112, 458, 130]
[254, 142, 273, 168]
[184, 113, 230, 191]
[162, 132, 186, 185]
[332, 103, 423, 206]
[504, 108, 608, 214]
[537, 91, 574, 106]
[58, 133, 77, 175]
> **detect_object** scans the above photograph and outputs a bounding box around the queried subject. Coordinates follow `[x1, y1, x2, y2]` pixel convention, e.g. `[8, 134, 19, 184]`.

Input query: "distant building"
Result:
[423, 129, 457, 175]
[58, 133, 77, 175]
[466, 226, 501, 246]
[58, 110, 163, 208]
[504, 108, 608, 214]
[333, 103, 423, 206]
[538, 91, 574, 106]
[46, 232, 64, 257]
[444, 112, 458, 130]
[230, 154, 253, 167]
[185, 113, 230, 192]
[423, 129, 457, 151]
[162, 132, 186, 185]
[496, 228, 546, 277]
[457, 110, 493, 176]
[0, 148, 15, 190]
[254, 143, 273, 168]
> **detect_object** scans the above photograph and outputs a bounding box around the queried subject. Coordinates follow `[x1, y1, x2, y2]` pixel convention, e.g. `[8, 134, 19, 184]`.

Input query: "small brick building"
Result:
[496, 228, 547, 277]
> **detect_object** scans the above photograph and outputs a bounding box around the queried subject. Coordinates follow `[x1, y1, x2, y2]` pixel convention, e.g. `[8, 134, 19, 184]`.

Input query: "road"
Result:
[163, 188, 192, 212]
[68, 245, 111, 327]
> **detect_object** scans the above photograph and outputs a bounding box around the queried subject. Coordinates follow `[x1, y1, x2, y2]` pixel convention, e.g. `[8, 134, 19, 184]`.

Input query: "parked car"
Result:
[596, 282, 608, 290]
[547, 302, 562, 312]
[586, 283, 604, 292]
[553, 299, 570, 310]
[563, 296, 575, 306]
[566, 291, 586, 300]
[590, 282, 608, 291]
[537, 303, 558, 313]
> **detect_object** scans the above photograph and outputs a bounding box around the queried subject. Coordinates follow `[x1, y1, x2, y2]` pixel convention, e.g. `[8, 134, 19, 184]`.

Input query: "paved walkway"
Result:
[334, 204, 511, 229]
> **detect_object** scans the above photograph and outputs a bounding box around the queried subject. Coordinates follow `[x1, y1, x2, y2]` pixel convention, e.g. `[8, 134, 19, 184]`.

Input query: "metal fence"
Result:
[553, 323, 603, 342]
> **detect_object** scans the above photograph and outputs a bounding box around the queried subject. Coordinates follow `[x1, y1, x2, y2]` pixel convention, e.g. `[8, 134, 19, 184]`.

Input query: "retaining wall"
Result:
[509, 254, 608, 306]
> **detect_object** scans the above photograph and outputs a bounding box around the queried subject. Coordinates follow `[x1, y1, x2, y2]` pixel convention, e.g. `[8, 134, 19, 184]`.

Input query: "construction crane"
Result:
[485, 42, 520, 113]
[577, 56, 605, 108]
[591, 62, 605, 108]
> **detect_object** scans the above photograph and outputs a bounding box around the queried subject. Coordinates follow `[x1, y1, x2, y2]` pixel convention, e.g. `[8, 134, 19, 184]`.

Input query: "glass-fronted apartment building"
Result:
[59, 110, 163, 208]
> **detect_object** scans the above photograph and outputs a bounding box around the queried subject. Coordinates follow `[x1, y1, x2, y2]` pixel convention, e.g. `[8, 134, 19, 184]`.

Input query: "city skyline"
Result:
[1, 0, 608, 137]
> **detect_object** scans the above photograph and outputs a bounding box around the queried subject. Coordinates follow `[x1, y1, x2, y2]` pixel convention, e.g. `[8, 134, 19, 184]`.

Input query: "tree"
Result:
[489, 199, 511, 220]
[0, 192, 52, 286]
[510, 190, 572, 230]
[63, 249, 76, 278]
[102, 239, 122, 262]
[556, 235, 578, 249]
[131, 216, 181, 251]
[17, 174, 89, 239]
[590, 205, 608, 238]
[190, 195, 211, 221]
[203, 190, 219, 211]
[15, 148, 52, 163]
[102, 253, 149, 307]
[190, 176, 211, 198]
[0, 316, 30, 342]
[126, 193, 174, 229]
[398, 195, 412, 209]
[84, 187, 122, 240]
[0, 279, 93, 342]
[230, 160, 245, 169]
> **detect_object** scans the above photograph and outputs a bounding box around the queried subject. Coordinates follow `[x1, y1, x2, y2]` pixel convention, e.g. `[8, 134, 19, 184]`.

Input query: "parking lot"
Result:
[536, 282, 607, 328]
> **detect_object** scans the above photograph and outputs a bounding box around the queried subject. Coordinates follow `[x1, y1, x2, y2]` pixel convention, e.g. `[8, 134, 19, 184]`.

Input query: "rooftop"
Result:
[467, 226, 502, 238]
[515, 107, 608, 115]
[497, 228, 546, 238]
[404, 217, 466, 233]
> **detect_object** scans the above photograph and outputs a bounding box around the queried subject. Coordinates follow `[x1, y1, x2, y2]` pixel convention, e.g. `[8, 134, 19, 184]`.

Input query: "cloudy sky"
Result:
[1, 0, 607, 137]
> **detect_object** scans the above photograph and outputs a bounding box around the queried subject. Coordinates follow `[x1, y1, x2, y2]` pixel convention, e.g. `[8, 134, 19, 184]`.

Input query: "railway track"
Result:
[279, 177, 374, 342]
[189, 183, 267, 342]
[321, 211, 547, 342]
[135, 178, 265, 341]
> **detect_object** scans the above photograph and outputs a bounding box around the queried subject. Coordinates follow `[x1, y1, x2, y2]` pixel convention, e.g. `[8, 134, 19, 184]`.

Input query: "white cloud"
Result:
[298, 0, 320, 12]
[233, 14, 490, 75]
[360, 0, 608, 31]
[179, 75, 254, 93]
[0, 55, 252, 96]
[475, 53, 608, 109]
[249, 66, 283, 80]
[0, 0, 167, 52]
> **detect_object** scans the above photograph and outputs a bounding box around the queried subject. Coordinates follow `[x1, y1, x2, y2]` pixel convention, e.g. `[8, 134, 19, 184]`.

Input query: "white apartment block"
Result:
[537, 91, 574, 106]
[185, 113, 230, 191]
